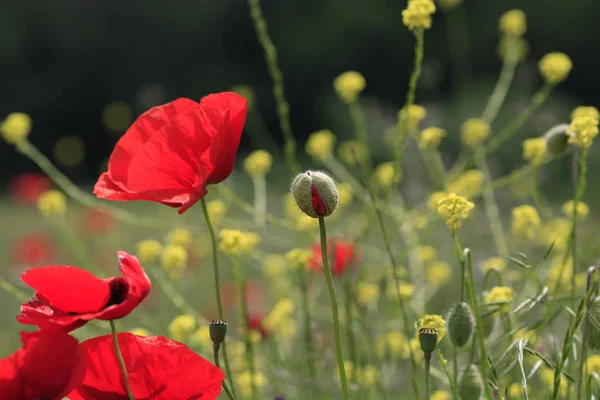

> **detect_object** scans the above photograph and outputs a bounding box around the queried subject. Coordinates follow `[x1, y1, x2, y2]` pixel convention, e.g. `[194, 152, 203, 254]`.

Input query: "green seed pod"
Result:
[291, 170, 338, 218]
[418, 328, 438, 355]
[209, 319, 228, 347]
[544, 124, 571, 157]
[586, 297, 600, 350]
[458, 364, 484, 400]
[447, 302, 475, 347]
[481, 314, 496, 338]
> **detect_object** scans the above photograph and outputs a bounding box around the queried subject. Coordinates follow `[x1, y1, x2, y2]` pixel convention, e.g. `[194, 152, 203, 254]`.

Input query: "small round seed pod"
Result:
[586, 297, 600, 350]
[447, 302, 475, 347]
[291, 171, 338, 218]
[209, 319, 228, 349]
[544, 124, 572, 157]
[418, 328, 438, 355]
[458, 364, 484, 400]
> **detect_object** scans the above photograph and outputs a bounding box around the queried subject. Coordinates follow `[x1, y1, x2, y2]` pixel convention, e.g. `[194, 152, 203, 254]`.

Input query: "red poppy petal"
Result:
[93, 173, 158, 202]
[21, 266, 110, 314]
[108, 98, 199, 185]
[0, 352, 21, 397]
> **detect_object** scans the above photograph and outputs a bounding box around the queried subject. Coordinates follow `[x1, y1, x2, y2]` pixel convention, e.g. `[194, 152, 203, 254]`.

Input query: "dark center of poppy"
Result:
[105, 278, 129, 307]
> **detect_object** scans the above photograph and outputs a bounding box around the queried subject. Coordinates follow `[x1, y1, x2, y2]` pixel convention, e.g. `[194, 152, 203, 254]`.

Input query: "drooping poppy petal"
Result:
[67, 333, 224, 400]
[0, 331, 85, 400]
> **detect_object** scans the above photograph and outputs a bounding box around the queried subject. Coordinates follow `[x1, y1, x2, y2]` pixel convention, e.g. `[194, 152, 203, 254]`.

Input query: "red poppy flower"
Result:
[17, 251, 151, 332]
[309, 239, 359, 276]
[248, 314, 269, 338]
[93, 92, 247, 214]
[9, 173, 52, 205]
[0, 331, 85, 400]
[67, 333, 224, 400]
[11, 232, 55, 267]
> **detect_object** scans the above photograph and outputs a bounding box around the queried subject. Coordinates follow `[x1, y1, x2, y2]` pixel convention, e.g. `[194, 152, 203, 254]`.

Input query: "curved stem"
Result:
[318, 217, 350, 400]
[213, 348, 236, 400]
[481, 42, 519, 124]
[110, 320, 134, 400]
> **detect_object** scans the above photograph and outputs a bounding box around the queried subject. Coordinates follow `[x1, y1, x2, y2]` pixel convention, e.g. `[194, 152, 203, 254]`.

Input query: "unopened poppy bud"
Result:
[586, 297, 600, 350]
[544, 125, 571, 157]
[418, 328, 438, 355]
[447, 302, 475, 348]
[458, 364, 484, 400]
[291, 171, 338, 218]
[209, 319, 228, 349]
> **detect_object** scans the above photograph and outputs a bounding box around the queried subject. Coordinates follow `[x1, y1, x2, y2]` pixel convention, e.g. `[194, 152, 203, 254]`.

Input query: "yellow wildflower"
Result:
[537, 218, 570, 251]
[136, 240, 163, 264]
[419, 127, 446, 150]
[357, 282, 380, 307]
[561, 200, 589, 220]
[1, 112, 32, 144]
[238, 371, 267, 398]
[484, 286, 514, 313]
[447, 170, 484, 198]
[263, 254, 287, 279]
[415, 314, 446, 340]
[480, 257, 506, 273]
[569, 115, 599, 149]
[499, 9, 526, 37]
[437, 193, 475, 229]
[167, 228, 192, 247]
[426, 261, 452, 286]
[218, 229, 260, 256]
[417, 245, 438, 263]
[586, 355, 600, 375]
[262, 299, 295, 333]
[306, 129, 336, 161]
[387, 281, 415, 301]
[507, 383, 521, 398]
[231, 85, 256, 108]
[243, 150, 273, 177]
[160, 244, 188, 279]
[522, 137, 547, 166]
[376, 331, 409, 359]
[130, 328, 151, 337]
[337, 140, 368, 166]
[337, 183, 353, 208]
[285, 248, 312, 270]
[359, 365, 379, 386]
[402, 0, 436, 30]
[398, 104, 427, 131]
[428, 191, 446, 212]
[333, 71, 366, 103]
[461, 118, 491, 147]
[168, 315, 195, 341]
[511, 205, 541, 239]
[374, 162, 398, 188]
[538, 52, 572, 84]
[571, 106, 600, 121]
[207, 199, 228, 225]
[514, 328, 538, 344]
[190, 326, 212, 348]
[37, 190, 67, 217]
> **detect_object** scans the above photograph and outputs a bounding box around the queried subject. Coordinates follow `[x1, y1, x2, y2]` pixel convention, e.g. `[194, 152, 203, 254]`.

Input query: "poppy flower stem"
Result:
[109, 320, 135, 400]
[318, 217, 350, 400]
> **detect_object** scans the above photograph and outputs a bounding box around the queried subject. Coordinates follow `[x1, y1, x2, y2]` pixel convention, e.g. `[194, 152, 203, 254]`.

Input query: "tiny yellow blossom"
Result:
[431, 390, 452, 400]
[343, 361, 356, 382]
[417, 246, 438, 263]
[537, 218, 570, 251]
[538, 52, 572, 84]
[263, 254, 287, 279]
[1, 113, 32, 144]
[374, 162, 398, 188]
[481, 257, 506, 273]
[514, 328, 538, 344]
[523, 137, 547, 166]
[571, 106, 600, 121]
[376, 331, 409, 358]
[136, 240, 163, 264]
[586, 355, 600, 375]
[306, 129, 336, 161]
[507, 383, 522, 398]
[437, 193, 475, 229]
[285, 248, 312, 270]
[190, 326, 212, 348]
[167, 228, 192, 247]
[357, 282, 380, 307]
[337, 183, 354, 208]
[262, 299, 295, 333]
[168, 315, 196, 341]
[333, 71, 366, 103]
[130, 328, 151, 337]
[231, 85, 256, 108]
[402, 0, 436, 30]
[461, 118, 491, 147]
[447, 170, 484, 198]
[160, 244, 188, 279]
[499, 9, 526, 37]
[243, 150, 273, 177]
[337, 140, 368, 166]
[498, 37, 529, 62]
[238, 371, 267, 398]
[398, 104, 427, 131]
[419, 127, 446, 150]
[248, 330, 263, 344]
[561, 200, 589, 220]
[436, 0, 461, 11]
[37, 190, 67, 217]
[207, 199, 228, 225]
[569, 115, 599, 150]
[426, 261, 452, 286]
[428, 191, 446, 212]
[388, 282, 415, 301]
[484, 286, 514, 313]
[511, 205, 541, 239]
[415, 314, 446, 340]
[359, 365, 379, 386]
[218, 229, 260, 256]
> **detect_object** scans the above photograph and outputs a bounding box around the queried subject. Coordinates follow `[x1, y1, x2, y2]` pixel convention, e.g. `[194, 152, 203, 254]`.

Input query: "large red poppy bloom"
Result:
[9, 173, 53, 205]
[0, 331, 85, 400]
[309, 239, 359, 276]
[17, 251, 151, 332]
[67, 333, 224, 400]
[93, 92, 247, 214]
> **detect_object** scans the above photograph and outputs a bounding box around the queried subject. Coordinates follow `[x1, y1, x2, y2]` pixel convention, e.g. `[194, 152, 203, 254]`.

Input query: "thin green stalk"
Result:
[481, 41, 519, 124]
[530, 165, 547, 216]
[110, 320, 135, 400]
[213, 348, 236, 400]
[348, 100, 372, 171]
[576, 267, 596, 400]
[318, 217, 350, 400]
[252, 175, 267, 228]
[437, 348, 461, 400]
[452, 345, 458, 391]
[425, 355, 432, 400]
[343, 277, 357, 369]
[298, 267, 318, 393]
[0, 276, 29, 302]
[201, 198, 236, 398]
[247, 0, 300, 173]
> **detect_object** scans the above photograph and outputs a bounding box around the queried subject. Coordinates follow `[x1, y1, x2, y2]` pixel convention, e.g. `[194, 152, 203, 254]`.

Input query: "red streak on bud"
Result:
[311, 184, 327, 216]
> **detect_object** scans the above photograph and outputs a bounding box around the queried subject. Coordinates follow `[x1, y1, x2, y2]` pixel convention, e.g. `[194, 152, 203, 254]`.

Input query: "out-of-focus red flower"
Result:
[78, 208, 117, 235]
[93, 93, 247, 214]
[0, 331, 85, 400]
[248, 314, 269, 338]
[309, 239, 359, 277]
[67, 333, 224, 400]
[17, 251, 151, 332]
[217, 280, 262, 314]
[9, 173, 52, 205]
[11, 232, 55, 267]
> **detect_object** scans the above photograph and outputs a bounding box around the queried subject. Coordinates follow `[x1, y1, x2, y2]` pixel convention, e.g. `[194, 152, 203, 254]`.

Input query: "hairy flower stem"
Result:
[437, 348, 461, 400]
[247, 0, 300, 174]
[318, 217, 350, 400]
[109, 320, 134, 400]
[576, 267, 596, 400]
[424, 354, 432, 400]
[201, 198, 236, 398]
[213, 348, 236, 400]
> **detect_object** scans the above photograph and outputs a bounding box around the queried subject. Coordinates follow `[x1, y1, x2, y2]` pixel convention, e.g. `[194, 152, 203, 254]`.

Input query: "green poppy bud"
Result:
[291, 171, 338, 218]
[458, 364, 484, 400]
[209, 319, 228, 348]
[586, 297, 600, 350]
[418, 327, 438, 355]
[544, 124, 571, 157]
[447, 302, 475, 347]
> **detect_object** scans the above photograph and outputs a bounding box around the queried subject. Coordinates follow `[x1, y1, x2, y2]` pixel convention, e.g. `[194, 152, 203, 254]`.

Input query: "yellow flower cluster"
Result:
[586, 355, 600, 375]
[343, 361, 379, 386]
[357, 282, 380, 307]
[263, 254, 287, 280]
[337, 140, 368, 166]
[511, 205, 541, 239]
[561, 200, 589, 219]
[168, 314, 196, 342]
[206, 199, 228, 225]
[1, 112, 32, 144]
[387, 281, 415, 301]
[190, 326, 211, 349]
[426, 261, 452, 286]
[427, 191, 446, 212]
[305, 129, 336, 161]
[572, 106, 600, 121]
[569, 115, 599, 150]
[536, 218, 570, 251]
[447, 170, 484, 198]
[402, 0, 436, 30]
[167, 228, 192, 247]
[376, 331, 409, 359]
[136, 240, 163, 264]
[417, 246, 437, 263]
[480, 257, 506, 273]
[262, 298, 296, 338]
[437, 193, 475, 229]
[538, 52, 572, 84]
[398, 105, 427, 131]
[218, 229, 260, 256]
[484, 286, 514, 313]
[243, 150, 273, 177]
[461, 118, 491, 147]
[285, 248, 312, 270]
[160, 244, 188, 279]
[522, 137, 547, 166]
[37, 190, 67, 217]
[374, 162, 398, 188]
[415, 314, 446, 340]
[499, 9, 526, 37]
[546, 257, 586, 295]
[238, 370, 267, 398]
[333, 71, 366, 103]
[419, 127, 446, 150]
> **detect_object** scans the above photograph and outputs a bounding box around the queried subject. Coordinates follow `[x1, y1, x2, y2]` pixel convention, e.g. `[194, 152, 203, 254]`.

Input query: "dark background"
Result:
[1, 0, 599, 186]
